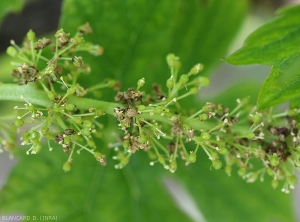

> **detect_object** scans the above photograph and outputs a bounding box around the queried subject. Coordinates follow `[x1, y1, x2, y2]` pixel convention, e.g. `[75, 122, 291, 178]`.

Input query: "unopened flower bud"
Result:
[269, 153, 280, 167]
[212, 159, 222, 170]
[137, 78, 145, 89]
[27, 29, 36, 41]
[63, 161, 72, 172]
[190, 63, 204, 75]
[6, 46, 18, 57]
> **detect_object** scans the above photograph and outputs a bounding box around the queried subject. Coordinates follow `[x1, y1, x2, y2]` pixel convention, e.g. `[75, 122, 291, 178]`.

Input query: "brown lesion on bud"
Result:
[34, 38, 52, 50]
[168, 141, 176, 156]
[12, 64, 39, 85]
[114, 88, 143, 105]
[78, 23, 93, 35]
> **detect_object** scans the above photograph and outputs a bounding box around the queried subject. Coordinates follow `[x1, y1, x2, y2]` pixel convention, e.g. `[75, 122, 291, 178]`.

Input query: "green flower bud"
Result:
[138, 105, 146, 112]
[87, 139, 96, 148]
[247, 132, 255, 140]
[30, 130, 39, 142]
[81, 127, 91, 136]
[287, 175, 298, 187]
[212, 159, 222, 170]
[158, 156, 165, 165]
[266, 168, 274, 176]
[269, 153, 280, 167]
[170, 161, 177, 172]
[199, 113, 208, 121]
[179, 74, 189, 85]
[22, 131, 31, 144]
[271, 179, 278, 189]
[6, 46, 18, 57]
[64, 136, 71, 145]
[182, 123, 192, 130]
[202, 104, 212, 113]
[137, 78, 145, 89]
[195, 76, 210, 87]
[47, 91, 56, 101]
[63, 162, 72, 172]
[33, 144, 42, 153]
[190, 87, 198, 94]
[190, 63, 204, 75]
[138, 135, 148, 144]
[123, 139, 129, 149]
[166, 54, 177, 67]
[200, 132, 210, 140]
[252, 113, 261, 124]
[166, 78, 174, 89]
[73, 117, 82, 125]
[225, 165, 232, 176]
[67, 87, 76, 95]
[14, 119, 24, 127]
[41, 127, 49, 136]
[153, 106, 163, 115]
[238, 167, 247, 177]
[219, 147, 228, 155]
[27, 29, 36, 41]
[66, 103, 75, 111]
[188, 153, 197, 163]
[82, 120, 92, 128]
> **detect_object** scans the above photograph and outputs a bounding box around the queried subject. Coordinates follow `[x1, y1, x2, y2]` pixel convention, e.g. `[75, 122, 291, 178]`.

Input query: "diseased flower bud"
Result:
[72, 56, 83, 68]
[94, 152, 107, 166]
[78, 23, 93, 35]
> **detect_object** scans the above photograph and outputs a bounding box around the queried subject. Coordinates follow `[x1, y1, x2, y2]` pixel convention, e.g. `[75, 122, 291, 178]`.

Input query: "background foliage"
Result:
[0, 0, 297, 221]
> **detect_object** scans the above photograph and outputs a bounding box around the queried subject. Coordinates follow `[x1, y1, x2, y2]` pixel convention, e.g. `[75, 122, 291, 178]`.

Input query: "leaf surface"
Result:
[226, 4, 300, 109]
[0, 0, 25, 25]
[1, 1, 295, 222]
[59, 0, 248, 92]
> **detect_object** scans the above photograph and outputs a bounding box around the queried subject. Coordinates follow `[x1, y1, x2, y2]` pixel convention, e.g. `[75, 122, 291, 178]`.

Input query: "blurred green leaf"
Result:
[0, 148, 192, 222]
[225, 4, 300, 109]
[60, 0, 248, 92]
[175, 155, 295, 222]
[0, 0, 25, 25]
[2, 1, 294, 222]
[258, 55, 300, 109]
[0, 145, 295, 222]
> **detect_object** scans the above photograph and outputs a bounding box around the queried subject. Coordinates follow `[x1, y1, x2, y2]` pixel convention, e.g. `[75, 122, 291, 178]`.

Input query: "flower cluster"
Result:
[3, 24, 110, 172]
[1, 27, 299, 193]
